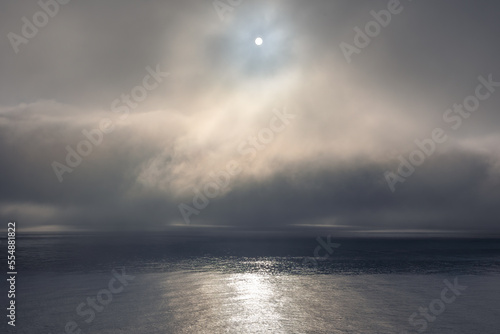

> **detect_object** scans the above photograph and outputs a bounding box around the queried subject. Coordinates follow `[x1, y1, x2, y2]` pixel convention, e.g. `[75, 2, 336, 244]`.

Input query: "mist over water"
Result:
[2, 1, 500, 333]
[2, 233, 499, 333]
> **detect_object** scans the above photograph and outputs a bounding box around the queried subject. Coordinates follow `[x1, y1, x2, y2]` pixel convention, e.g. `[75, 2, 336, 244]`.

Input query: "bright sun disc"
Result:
[255, 37, 263, 46]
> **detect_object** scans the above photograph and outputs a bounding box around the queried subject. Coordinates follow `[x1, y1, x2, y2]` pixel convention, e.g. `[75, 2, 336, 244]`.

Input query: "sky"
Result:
[1, 0, 499, 235]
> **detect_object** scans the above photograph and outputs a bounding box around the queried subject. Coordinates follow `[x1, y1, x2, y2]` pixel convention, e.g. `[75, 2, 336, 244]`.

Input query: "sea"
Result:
[1, 233, 499, 333]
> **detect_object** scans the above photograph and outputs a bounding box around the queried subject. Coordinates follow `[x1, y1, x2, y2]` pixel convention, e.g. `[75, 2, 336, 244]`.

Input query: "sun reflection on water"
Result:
[224, 270, 285, 332]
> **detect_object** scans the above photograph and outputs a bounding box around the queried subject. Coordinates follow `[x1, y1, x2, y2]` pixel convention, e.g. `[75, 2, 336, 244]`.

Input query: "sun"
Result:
[255, 37, 263, 46]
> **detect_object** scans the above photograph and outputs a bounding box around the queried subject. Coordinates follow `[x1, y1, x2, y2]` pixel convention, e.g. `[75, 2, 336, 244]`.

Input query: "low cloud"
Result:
[1, 0, 499, 234]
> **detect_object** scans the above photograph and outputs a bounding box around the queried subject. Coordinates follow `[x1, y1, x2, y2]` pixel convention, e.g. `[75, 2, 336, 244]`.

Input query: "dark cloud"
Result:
[1, 0, 499, 234]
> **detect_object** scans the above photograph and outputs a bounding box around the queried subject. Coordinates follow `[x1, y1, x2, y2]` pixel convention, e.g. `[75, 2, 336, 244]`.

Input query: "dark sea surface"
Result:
[1, 233, 500, 333]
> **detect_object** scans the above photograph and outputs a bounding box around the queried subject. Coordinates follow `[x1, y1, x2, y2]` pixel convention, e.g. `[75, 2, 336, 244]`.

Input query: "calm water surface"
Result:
[2, 233, 499, 333]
